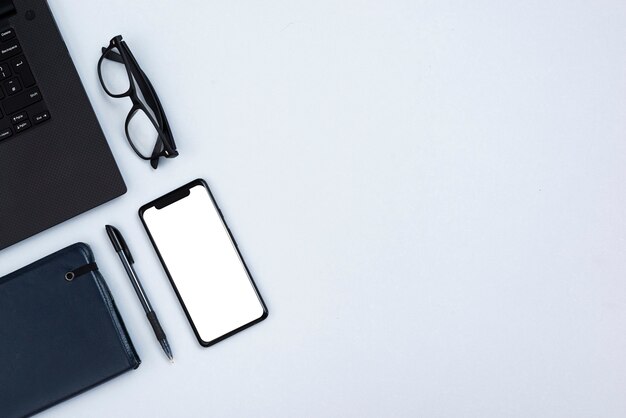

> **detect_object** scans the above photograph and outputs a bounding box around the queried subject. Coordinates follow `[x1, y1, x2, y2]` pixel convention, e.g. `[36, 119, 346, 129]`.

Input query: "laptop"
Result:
[0, 0, 126, 251]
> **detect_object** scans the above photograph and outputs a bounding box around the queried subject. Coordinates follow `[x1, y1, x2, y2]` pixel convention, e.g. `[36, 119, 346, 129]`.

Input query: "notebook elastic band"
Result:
[65, 263, 98, 281]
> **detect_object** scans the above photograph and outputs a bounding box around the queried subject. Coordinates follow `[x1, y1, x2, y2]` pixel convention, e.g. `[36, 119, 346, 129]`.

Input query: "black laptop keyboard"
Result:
[0, 27, 50, 143]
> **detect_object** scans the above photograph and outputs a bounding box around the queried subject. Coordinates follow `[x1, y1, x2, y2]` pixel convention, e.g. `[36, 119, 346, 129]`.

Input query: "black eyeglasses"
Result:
[98, 35, 178, 169]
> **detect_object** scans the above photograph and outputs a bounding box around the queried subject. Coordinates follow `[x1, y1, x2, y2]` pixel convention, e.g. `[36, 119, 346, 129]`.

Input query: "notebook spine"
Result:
[92, 270, 142, 369]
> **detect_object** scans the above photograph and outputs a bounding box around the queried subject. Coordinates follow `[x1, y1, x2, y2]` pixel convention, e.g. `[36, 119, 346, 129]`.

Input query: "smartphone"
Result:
[139, 179, 268, 347]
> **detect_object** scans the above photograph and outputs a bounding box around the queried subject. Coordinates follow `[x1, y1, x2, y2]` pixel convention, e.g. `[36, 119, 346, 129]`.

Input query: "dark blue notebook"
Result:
[0, 243, 140, 418]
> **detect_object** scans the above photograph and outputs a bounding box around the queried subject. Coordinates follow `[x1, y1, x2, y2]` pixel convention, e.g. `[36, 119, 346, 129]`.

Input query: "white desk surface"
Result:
[1, 1, 624, 416]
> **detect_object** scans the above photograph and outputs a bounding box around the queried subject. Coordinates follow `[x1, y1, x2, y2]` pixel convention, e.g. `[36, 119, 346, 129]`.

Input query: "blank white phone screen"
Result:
[143, 183, 265, 344]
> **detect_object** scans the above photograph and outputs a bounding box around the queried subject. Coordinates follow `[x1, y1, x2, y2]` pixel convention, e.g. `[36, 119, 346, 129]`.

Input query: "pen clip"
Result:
[105, 225, 134, 264]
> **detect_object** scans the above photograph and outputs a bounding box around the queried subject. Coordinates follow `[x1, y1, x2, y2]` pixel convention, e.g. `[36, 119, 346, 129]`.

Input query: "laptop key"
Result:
[0, 127, 11, 141]
[0, 63, 10, 80]
[0, 39, 21, 60]
[14, 119, 30, 132]
[4, 77, 21, 95]
[11, 111, 26, 124]
[33, 111, 50, 124]
[0, 28, 15, 41]
[2, 87, 42, 114]
[10, 56, 35, 87]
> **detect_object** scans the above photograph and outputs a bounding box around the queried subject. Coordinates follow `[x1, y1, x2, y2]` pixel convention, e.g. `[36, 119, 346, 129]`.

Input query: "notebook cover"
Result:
[0, 243, 140, 418]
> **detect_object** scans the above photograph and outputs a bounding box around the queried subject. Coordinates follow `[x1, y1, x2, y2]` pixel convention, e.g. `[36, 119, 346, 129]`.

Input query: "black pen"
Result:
[106, 225, 174, 363]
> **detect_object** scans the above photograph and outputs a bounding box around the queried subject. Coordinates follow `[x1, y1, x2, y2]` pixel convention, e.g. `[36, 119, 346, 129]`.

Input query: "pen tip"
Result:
[160, 339, 174, 363]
